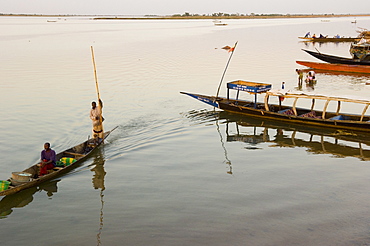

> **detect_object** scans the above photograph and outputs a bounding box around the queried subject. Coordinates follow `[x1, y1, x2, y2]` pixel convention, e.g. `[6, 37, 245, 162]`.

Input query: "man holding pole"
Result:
[90, 99, 104, 141]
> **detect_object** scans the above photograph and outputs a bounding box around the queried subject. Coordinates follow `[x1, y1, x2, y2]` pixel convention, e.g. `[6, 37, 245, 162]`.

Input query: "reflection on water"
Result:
[0, 179, 60, 219]
[90, 149, 106, 246]
[186, 109, 370, 163]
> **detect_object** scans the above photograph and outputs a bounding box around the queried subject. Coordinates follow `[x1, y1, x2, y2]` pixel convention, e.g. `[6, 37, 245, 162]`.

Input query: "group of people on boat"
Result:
[304, 32, 342, 39]
[37, 99, 104, 177]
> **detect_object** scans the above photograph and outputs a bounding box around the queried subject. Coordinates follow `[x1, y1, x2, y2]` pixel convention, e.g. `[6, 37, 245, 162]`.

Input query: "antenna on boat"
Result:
[215, 41, 238, 100]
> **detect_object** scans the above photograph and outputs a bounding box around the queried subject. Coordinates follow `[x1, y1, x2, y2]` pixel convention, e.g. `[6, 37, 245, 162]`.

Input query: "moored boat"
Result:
[298, 37, 360, 42]
[296, 60, 370, 74]
[302, 49, 370, 66]
[0, 127, 117, 197]
[350, 40, 370, 60]
[181, 80, 370, 132]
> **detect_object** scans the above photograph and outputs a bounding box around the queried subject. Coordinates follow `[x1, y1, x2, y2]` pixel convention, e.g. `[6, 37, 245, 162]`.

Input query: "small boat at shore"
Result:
[0, 127, 117, 197]
[181, 80, 370, 132]
[213, 20, 227, 26]
[296, 60, 370, 74]
[299, 37, 360, 42]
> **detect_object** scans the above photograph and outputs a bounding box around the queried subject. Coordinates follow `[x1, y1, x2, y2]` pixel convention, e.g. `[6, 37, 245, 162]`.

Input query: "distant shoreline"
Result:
[94, 14, 370, 20]
[1, 13, 370, 20]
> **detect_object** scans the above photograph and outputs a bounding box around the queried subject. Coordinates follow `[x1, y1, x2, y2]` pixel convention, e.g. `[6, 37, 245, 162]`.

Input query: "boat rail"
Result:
[264, 91, 370, 121]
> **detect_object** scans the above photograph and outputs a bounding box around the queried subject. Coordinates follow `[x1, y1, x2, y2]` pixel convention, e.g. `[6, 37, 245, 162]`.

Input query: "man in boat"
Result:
[304, 32, 311, 38]
[90, 99, 104, 141]
[38, 142, 56, 176]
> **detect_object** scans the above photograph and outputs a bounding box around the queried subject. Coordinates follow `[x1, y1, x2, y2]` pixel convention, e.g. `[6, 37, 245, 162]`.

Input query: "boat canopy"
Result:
[265, 90, 370, 120]
[227, 80, 272, 108]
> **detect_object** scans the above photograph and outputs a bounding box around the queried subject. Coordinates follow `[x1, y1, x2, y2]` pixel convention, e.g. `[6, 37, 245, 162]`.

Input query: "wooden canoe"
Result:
[302, 49, 370, 66]
[0, 127, 117, 197]
[296, 60, 370, 74]
[298, 37, 360, 42]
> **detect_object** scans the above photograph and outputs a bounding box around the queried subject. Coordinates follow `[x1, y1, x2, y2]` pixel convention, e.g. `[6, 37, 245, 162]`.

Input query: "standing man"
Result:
[90, 99, 104, 140]
[296, 69, 303, 87]
[39, 142, 56, 176]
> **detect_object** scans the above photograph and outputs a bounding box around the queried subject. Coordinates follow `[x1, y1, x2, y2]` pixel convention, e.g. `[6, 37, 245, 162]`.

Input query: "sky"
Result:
[1, 0, 370, 16]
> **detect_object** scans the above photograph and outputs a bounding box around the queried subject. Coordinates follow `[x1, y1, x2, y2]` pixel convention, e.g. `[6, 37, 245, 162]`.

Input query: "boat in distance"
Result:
[296, 60, 370, 74]
[302, 49, 370, 66]
[298, 37, 360, 42]
[181, 80, 370, 133]
[0, 127, 117, 197]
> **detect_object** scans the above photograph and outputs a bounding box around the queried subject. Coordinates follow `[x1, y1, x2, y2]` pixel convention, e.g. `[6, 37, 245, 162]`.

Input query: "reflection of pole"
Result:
[216, 118, 232, 175]
[96, 189, 104, 246]
[91, 153, 106, 246]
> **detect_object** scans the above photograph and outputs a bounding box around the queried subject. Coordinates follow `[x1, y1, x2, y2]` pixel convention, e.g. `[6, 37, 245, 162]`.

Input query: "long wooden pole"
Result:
[90, 46, 104, 135]
[215, 41, 238, 100]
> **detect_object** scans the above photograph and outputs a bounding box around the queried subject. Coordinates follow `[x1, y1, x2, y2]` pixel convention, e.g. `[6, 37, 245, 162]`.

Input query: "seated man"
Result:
[38, 142, 56, 176]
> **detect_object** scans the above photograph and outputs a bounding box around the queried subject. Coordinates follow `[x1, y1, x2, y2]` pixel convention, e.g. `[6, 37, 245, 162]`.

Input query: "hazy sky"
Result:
[1, 0, 370, 16]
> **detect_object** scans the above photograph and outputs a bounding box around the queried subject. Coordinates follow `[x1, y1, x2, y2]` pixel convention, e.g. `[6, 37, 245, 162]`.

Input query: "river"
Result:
[0, 16, 370, 246]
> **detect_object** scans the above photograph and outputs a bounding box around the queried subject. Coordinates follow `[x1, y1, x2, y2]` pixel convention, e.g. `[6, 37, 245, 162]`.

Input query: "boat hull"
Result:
[296, 60, 370, 74]
[299, 37, 360, 42]
[181, 92, 370, 132]
[302, 49, 370, 66]
[0, 128, 116, 196]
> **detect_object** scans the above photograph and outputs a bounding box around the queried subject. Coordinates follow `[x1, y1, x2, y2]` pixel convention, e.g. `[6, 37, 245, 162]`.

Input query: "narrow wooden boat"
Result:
[181, 80, 370, 132]
[296, 60, 370, 74]
[299, 37, 360, 42]
[0, 127, 117, 197]
[302, 49, 370, 66]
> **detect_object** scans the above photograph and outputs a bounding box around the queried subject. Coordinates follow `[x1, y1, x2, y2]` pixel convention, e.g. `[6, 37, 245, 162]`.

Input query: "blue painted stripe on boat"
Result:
[182, 92, 219, 108]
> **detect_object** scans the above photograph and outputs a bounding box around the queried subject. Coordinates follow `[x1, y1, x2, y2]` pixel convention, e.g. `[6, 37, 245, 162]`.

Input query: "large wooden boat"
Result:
[181, 80, 370, 132]
[302, 49, 370, 66]
[299, 37, 360, 42]
[0, 127, 117, 197]
[296, 60, 370, 74]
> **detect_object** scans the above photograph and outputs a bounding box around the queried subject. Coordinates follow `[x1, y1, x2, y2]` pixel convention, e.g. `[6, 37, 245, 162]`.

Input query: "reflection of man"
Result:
[91, 162, 106, 190]
[90, 99, 104, 139]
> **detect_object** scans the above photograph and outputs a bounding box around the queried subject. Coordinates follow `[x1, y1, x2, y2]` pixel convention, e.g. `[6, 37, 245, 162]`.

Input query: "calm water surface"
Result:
[1, 16, 370, 246]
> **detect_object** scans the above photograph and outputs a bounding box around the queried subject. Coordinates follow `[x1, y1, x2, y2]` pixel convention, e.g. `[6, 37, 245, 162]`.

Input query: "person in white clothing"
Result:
[90, 99, 104, 140]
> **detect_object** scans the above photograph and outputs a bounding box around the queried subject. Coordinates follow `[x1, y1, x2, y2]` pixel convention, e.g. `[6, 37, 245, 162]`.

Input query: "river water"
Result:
[1, 16, 370, 246]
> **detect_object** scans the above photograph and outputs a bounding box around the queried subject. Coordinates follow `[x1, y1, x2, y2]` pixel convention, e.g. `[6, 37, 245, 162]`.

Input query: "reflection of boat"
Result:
[296, 60, 370, 74]
[299, 37, 360, 42]
[181, 80, 370, 132]
[0, 179, 60, 218]
[187, 110, 370, 161]
[302, 49, 370, 66]
[0, 128, 117, 197]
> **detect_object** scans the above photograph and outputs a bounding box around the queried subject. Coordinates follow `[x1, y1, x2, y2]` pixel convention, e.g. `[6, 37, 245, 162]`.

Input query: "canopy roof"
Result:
[267, 90, 370, 105]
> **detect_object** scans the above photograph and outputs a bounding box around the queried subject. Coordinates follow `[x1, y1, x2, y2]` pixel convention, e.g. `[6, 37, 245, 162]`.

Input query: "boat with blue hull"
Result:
[181, 80, 370, 133]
